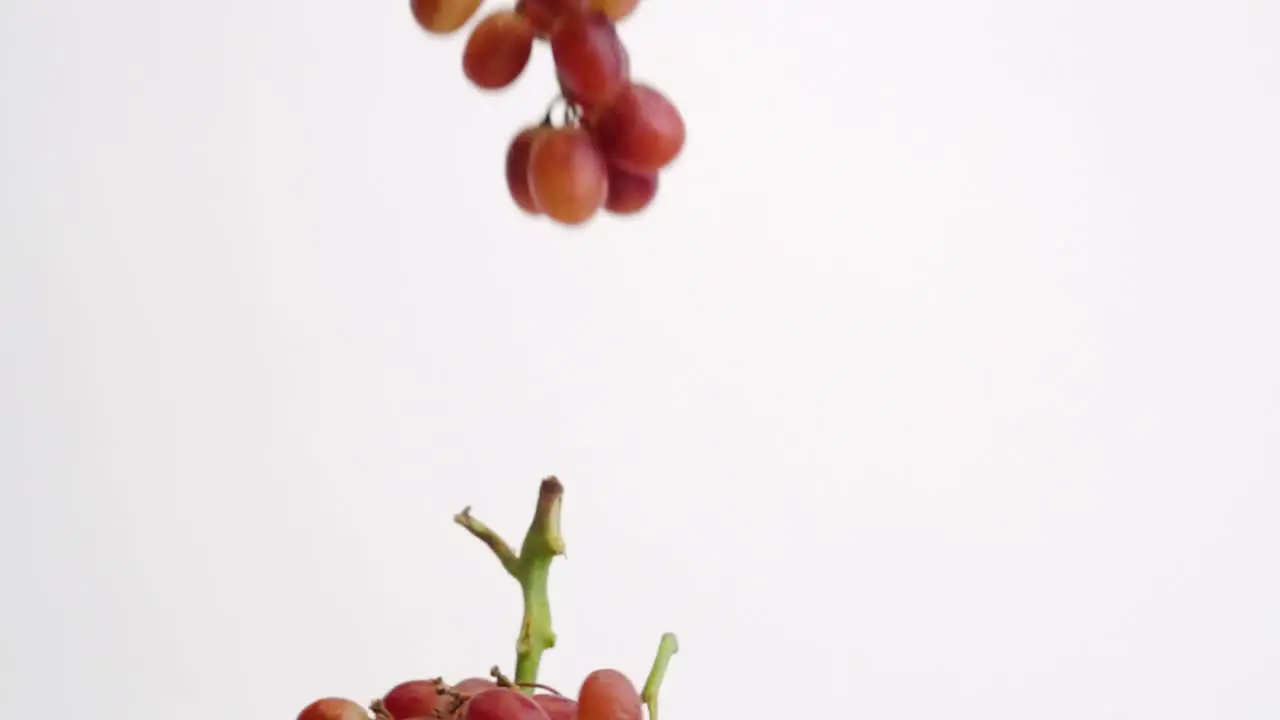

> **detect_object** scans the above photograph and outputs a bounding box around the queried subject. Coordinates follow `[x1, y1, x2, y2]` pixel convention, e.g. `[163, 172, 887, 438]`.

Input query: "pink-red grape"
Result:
[453, 677, 498, 695]
[534, 694, 579, 720]
[506, 124, 552, 214]
[516, 0, 587, 36]
[591, 82, 685, 174]
[382, 680, 444, 719]
[410, 0, 683, 219]
[551, 12, 630, 108]
[463, 10, 537, 90]
[577, 670, 641, 720]
[411, 0, 484, 34]
[467, 689, 553, 720]
[298, 697, 369, 720]
[589, 0, 639, 22]
[443, 678, 499, 719]
[527, 127, 609, 225]
[603, 165, 658, 214]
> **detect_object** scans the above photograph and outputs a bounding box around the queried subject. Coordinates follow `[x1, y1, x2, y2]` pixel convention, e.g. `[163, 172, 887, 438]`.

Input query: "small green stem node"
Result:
[640, 633, 679, 720]
[456, 478, 566, 693]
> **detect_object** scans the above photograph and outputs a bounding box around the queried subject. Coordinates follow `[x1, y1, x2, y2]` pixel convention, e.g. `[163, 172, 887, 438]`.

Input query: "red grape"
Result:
[589, 0, 639, 22]
[516, 0, 587, 36]
[591, 82, 685, 174]
[382, 680, 444, 719]
[603, 165, 658, 214]
[551, 12, 630, 108]
[298, 697, 369, 720]
[467, 689, 553, 720]
[559, 73, 608, 126]
[534, 694, 579, 720]
[463, 10, 537, 90]
[442, 678, 498, 719]
[577, 670, 641, 720]
[453, 677, 498, 695]
[506, 124, 552, 214]
[527, 127, 609, 225]
[411, 0, 484, 34]
[556, 70, 585, 109]
[411, 0, 682, 218]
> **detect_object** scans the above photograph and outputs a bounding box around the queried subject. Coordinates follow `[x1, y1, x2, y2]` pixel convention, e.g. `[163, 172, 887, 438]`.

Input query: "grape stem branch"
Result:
[455, 477, 565, 691]
[640, 632, 679, 720]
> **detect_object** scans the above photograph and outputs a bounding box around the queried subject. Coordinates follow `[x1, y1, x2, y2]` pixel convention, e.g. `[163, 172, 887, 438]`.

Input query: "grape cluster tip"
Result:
[412, 0, 686, 226]
[295, 479, 680, 720]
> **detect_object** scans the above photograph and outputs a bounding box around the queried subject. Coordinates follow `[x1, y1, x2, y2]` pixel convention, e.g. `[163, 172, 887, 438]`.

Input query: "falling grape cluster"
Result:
[409, 0, 686, 225]
[295, 479, 680, 720]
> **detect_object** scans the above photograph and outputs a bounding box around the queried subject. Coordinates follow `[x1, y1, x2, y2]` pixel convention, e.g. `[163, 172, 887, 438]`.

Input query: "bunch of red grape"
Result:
[294, 478, 676, 720]
[298, 668, 643, 720]
[410, 0, 686, 225]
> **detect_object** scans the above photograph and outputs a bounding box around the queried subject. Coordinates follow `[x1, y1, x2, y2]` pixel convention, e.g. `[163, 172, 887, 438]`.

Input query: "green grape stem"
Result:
[640, 633, 679, 720]
[455, 477, 566, 692]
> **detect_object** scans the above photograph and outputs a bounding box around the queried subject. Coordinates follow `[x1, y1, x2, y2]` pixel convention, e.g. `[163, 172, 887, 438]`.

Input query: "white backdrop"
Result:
[1, 1, 1277, 718]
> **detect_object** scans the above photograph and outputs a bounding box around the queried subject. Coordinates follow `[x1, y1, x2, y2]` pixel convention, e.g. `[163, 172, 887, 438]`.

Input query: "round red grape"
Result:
[506, 124, 552, 214]
[463, 10, 536, 90]
[604, 165, 658, 214]
[534, 694, 579, 720]
[411, 0, 484, 34]
[516, 0, 587, 36]
[467, 689, 552, 720]
[577, 670, 641, 720]
[527, 127, 609, 225]
[382, 680, 444, 719]
[298, 697, 369, 720]
[453, 677, 498, 695]
[551, 11, 630, 108]
[591, 82, 685, 174]
[442, 678, 498, 719]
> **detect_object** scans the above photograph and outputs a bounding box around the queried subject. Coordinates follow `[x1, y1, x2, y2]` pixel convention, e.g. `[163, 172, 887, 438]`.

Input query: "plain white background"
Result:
[1, 0, 1277, 717]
